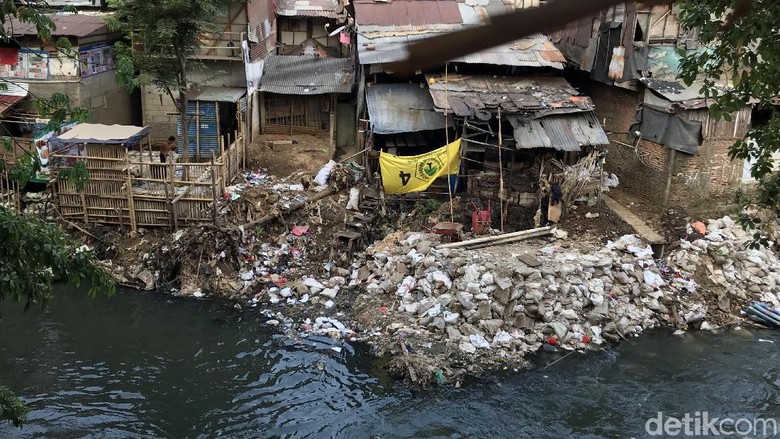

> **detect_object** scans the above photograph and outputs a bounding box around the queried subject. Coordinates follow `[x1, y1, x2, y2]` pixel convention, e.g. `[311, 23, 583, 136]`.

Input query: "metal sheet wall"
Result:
[177, 101, 220, 158]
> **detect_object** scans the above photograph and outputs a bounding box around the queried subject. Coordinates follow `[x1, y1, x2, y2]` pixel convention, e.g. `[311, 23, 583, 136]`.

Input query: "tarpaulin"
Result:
[380, 139, 461, 194]
[631, 107, 702, 155]
[0, 48, 18, 65]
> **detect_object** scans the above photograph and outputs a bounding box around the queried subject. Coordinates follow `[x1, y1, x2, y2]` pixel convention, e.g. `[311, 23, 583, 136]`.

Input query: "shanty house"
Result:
[353, 0, 608, 204]
[258, 54, 355, 147]
[552, 1, 754, 210]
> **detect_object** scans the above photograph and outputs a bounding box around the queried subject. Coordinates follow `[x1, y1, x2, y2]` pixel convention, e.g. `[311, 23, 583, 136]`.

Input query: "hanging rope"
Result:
[444, 62, 454, 222]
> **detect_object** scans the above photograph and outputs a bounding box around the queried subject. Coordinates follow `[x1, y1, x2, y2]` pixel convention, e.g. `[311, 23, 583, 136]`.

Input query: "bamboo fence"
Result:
[50, 129, 245, 232]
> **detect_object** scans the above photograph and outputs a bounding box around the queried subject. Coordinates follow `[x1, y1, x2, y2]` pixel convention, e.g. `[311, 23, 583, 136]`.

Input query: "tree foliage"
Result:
[678, 1, 780, 190]
[108, 0, 241, 160]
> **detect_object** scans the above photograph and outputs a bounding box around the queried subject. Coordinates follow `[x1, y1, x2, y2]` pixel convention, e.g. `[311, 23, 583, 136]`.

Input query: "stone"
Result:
[475, 293, 490, 301]
[460, 323, 484, 337]
[517, 253, 542, 267]
[320, 288, 338, 299]
[457, 292, 476, 310]
[559, 309, 579, 320]
[357, 266, 370, 282]
[495, 276, 513, 290]
[586, 302, 609, 324]
[466, 282, 481, 294]
[478, 301, 492, 320]
[430, 317, 446, 331]
[443, 311, 460, 324]
[446, 326, 462, 340]
[493, 288, 511, 305]
[549, 321, 568, 339]
[481, 272, 495, 286]
[395, 261, 408, 275]
[459, 340, 477, 354]
[480, 319, 503, 336]
[416, 241, 431, 254]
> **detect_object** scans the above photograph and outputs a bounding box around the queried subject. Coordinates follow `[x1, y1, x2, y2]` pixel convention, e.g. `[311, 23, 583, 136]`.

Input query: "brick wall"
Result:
[584, 81, 748, 209]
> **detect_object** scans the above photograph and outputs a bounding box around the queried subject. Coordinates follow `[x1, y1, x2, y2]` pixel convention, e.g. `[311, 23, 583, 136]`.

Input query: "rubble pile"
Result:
[338, 214, 780, 384]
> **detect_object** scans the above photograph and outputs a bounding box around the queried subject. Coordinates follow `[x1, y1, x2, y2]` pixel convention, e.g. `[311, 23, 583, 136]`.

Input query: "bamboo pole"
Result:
[437, 226, 551, 250]
[498, 106, 505, 232]
[463, 229, 553, 250]
[125, 151, 137, 233]
[243, 186, 339, 228]
[210, 152, 218, 225]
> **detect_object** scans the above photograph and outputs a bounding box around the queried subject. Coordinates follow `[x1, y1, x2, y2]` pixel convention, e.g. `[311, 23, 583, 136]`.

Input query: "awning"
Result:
[188, 86, 246, 103]
[53, 123, 151, 145]
[0, 80, 29, 115]
[507, 112, 609, 151]
[366, 83, 446, 134]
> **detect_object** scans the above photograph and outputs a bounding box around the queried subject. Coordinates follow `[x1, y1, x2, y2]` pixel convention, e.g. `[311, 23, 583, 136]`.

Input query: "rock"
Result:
[324, 300, 335, 308]
[495, 276, 513, 290]
[446, 326, 462, 340]
[480, 319, 503, 336]
[443, 311, 460, 324]
[457, 292, 476, 310]
[586, 303, 609, 324]
[559, 309, 579, 320]
[356, 266, 370, 282]
[430, 317, 446, 331]
[137, 270, 154, 290]
[493, 288, 511, 305]
[459, 340, 477, 354]
[474, 293, 490, 301]
[416, 241, 431, 254]
[517, 253, 542, 267]
[481, 272, 495, 286]
[460, 323, 484, 337]
[477, 301, 492, 319]
[466, 282, 481, 294]
[395, 261, 408, 276]
[320, 288, 338, 299]
[549, 321, 568, 339]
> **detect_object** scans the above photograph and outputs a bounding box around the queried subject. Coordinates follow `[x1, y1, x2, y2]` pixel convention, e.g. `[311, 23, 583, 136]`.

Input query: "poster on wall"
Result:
[79, 43, 115, 78]
[0, 50, 50, 80]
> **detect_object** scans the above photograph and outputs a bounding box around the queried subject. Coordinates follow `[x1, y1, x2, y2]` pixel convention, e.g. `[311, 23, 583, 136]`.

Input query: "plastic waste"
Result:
[313, 160, 337, 186]
[434, 369, 446, 385]
[346, 187, 360, 211]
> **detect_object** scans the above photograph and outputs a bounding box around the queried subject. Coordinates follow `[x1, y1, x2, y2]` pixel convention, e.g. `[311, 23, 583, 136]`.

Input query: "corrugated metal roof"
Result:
[188, 86, 246, 103]
[426, 74, 594, 118]
[4, 14, 109, 38]
[366, 83, 447, 134]
[507, 112, 609, 151]
[276, 0, 339, 18]
[641, 78, 711, 109]
[354, 0, 462, 27]
[358, 32, 564, 68]
[259, 55, 355, 95]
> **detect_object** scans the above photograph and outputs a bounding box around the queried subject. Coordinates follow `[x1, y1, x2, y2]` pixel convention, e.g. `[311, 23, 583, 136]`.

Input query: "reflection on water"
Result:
[2, 288, 779, 438]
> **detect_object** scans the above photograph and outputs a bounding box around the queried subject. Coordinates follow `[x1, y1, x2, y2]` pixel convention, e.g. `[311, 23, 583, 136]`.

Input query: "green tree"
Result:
[677, 1, 780, 218]
[109, 0, 241, 161]
[0, 1, 116, 427]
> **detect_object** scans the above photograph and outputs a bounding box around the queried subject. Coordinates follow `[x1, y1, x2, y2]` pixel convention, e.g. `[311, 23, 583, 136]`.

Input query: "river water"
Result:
[2, 288, 780, 438]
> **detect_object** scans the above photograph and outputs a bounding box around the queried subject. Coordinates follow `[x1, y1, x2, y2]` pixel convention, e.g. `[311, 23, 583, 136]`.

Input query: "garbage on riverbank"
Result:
[92, 161, 780, 386]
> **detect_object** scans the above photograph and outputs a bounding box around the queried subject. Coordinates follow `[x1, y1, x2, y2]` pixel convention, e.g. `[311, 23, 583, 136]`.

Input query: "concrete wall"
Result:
[141, 61, 247, 141]
[80, 70, 135, 125]
[584, 81, 749, 209]
[141, 85, 179, 142]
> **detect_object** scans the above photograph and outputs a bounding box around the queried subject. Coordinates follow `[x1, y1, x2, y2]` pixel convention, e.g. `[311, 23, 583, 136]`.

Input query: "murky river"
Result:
[2, 288, 780, 438]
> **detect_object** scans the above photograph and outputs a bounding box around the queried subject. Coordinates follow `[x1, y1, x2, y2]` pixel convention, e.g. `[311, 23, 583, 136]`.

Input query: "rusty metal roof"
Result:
[276, 0, 340, 18]
[358, 32, 564, 68]
[188, 86, 246, 103]
[366, 83, 447, 134]
[425, 74, 594, 118]
[4, 14, 109, 38]
[354, 0, 462, 27]
[507, 112, 609, 151]
[259, 55, 355, 95]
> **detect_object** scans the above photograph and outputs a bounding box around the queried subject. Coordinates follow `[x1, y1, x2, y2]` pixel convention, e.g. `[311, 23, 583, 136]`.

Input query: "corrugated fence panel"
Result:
[178, 101, 220, 158]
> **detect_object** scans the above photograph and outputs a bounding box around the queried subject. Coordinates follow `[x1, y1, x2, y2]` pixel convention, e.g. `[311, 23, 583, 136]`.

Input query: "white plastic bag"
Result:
[346, 187, 360, 210]
[313, 160, 337, 186]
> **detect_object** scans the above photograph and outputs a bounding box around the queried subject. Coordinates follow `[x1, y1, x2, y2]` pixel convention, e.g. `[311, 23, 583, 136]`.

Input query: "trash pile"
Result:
[329, 214, 780, 384]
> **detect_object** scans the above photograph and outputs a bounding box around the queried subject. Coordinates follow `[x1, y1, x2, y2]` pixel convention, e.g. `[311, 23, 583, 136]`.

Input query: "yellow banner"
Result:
[379, 139, 461, 194]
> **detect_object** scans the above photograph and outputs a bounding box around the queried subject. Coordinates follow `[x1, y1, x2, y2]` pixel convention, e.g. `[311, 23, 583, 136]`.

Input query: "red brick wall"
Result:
[583, 81, 747, 208]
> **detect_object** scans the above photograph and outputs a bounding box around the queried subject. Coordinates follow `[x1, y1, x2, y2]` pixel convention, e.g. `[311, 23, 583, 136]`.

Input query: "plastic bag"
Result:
[313, 160, 337, 186]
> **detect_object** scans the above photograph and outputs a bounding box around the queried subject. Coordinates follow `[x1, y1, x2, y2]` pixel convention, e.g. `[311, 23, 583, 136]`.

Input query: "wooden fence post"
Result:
[210, 152, 218, 226]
